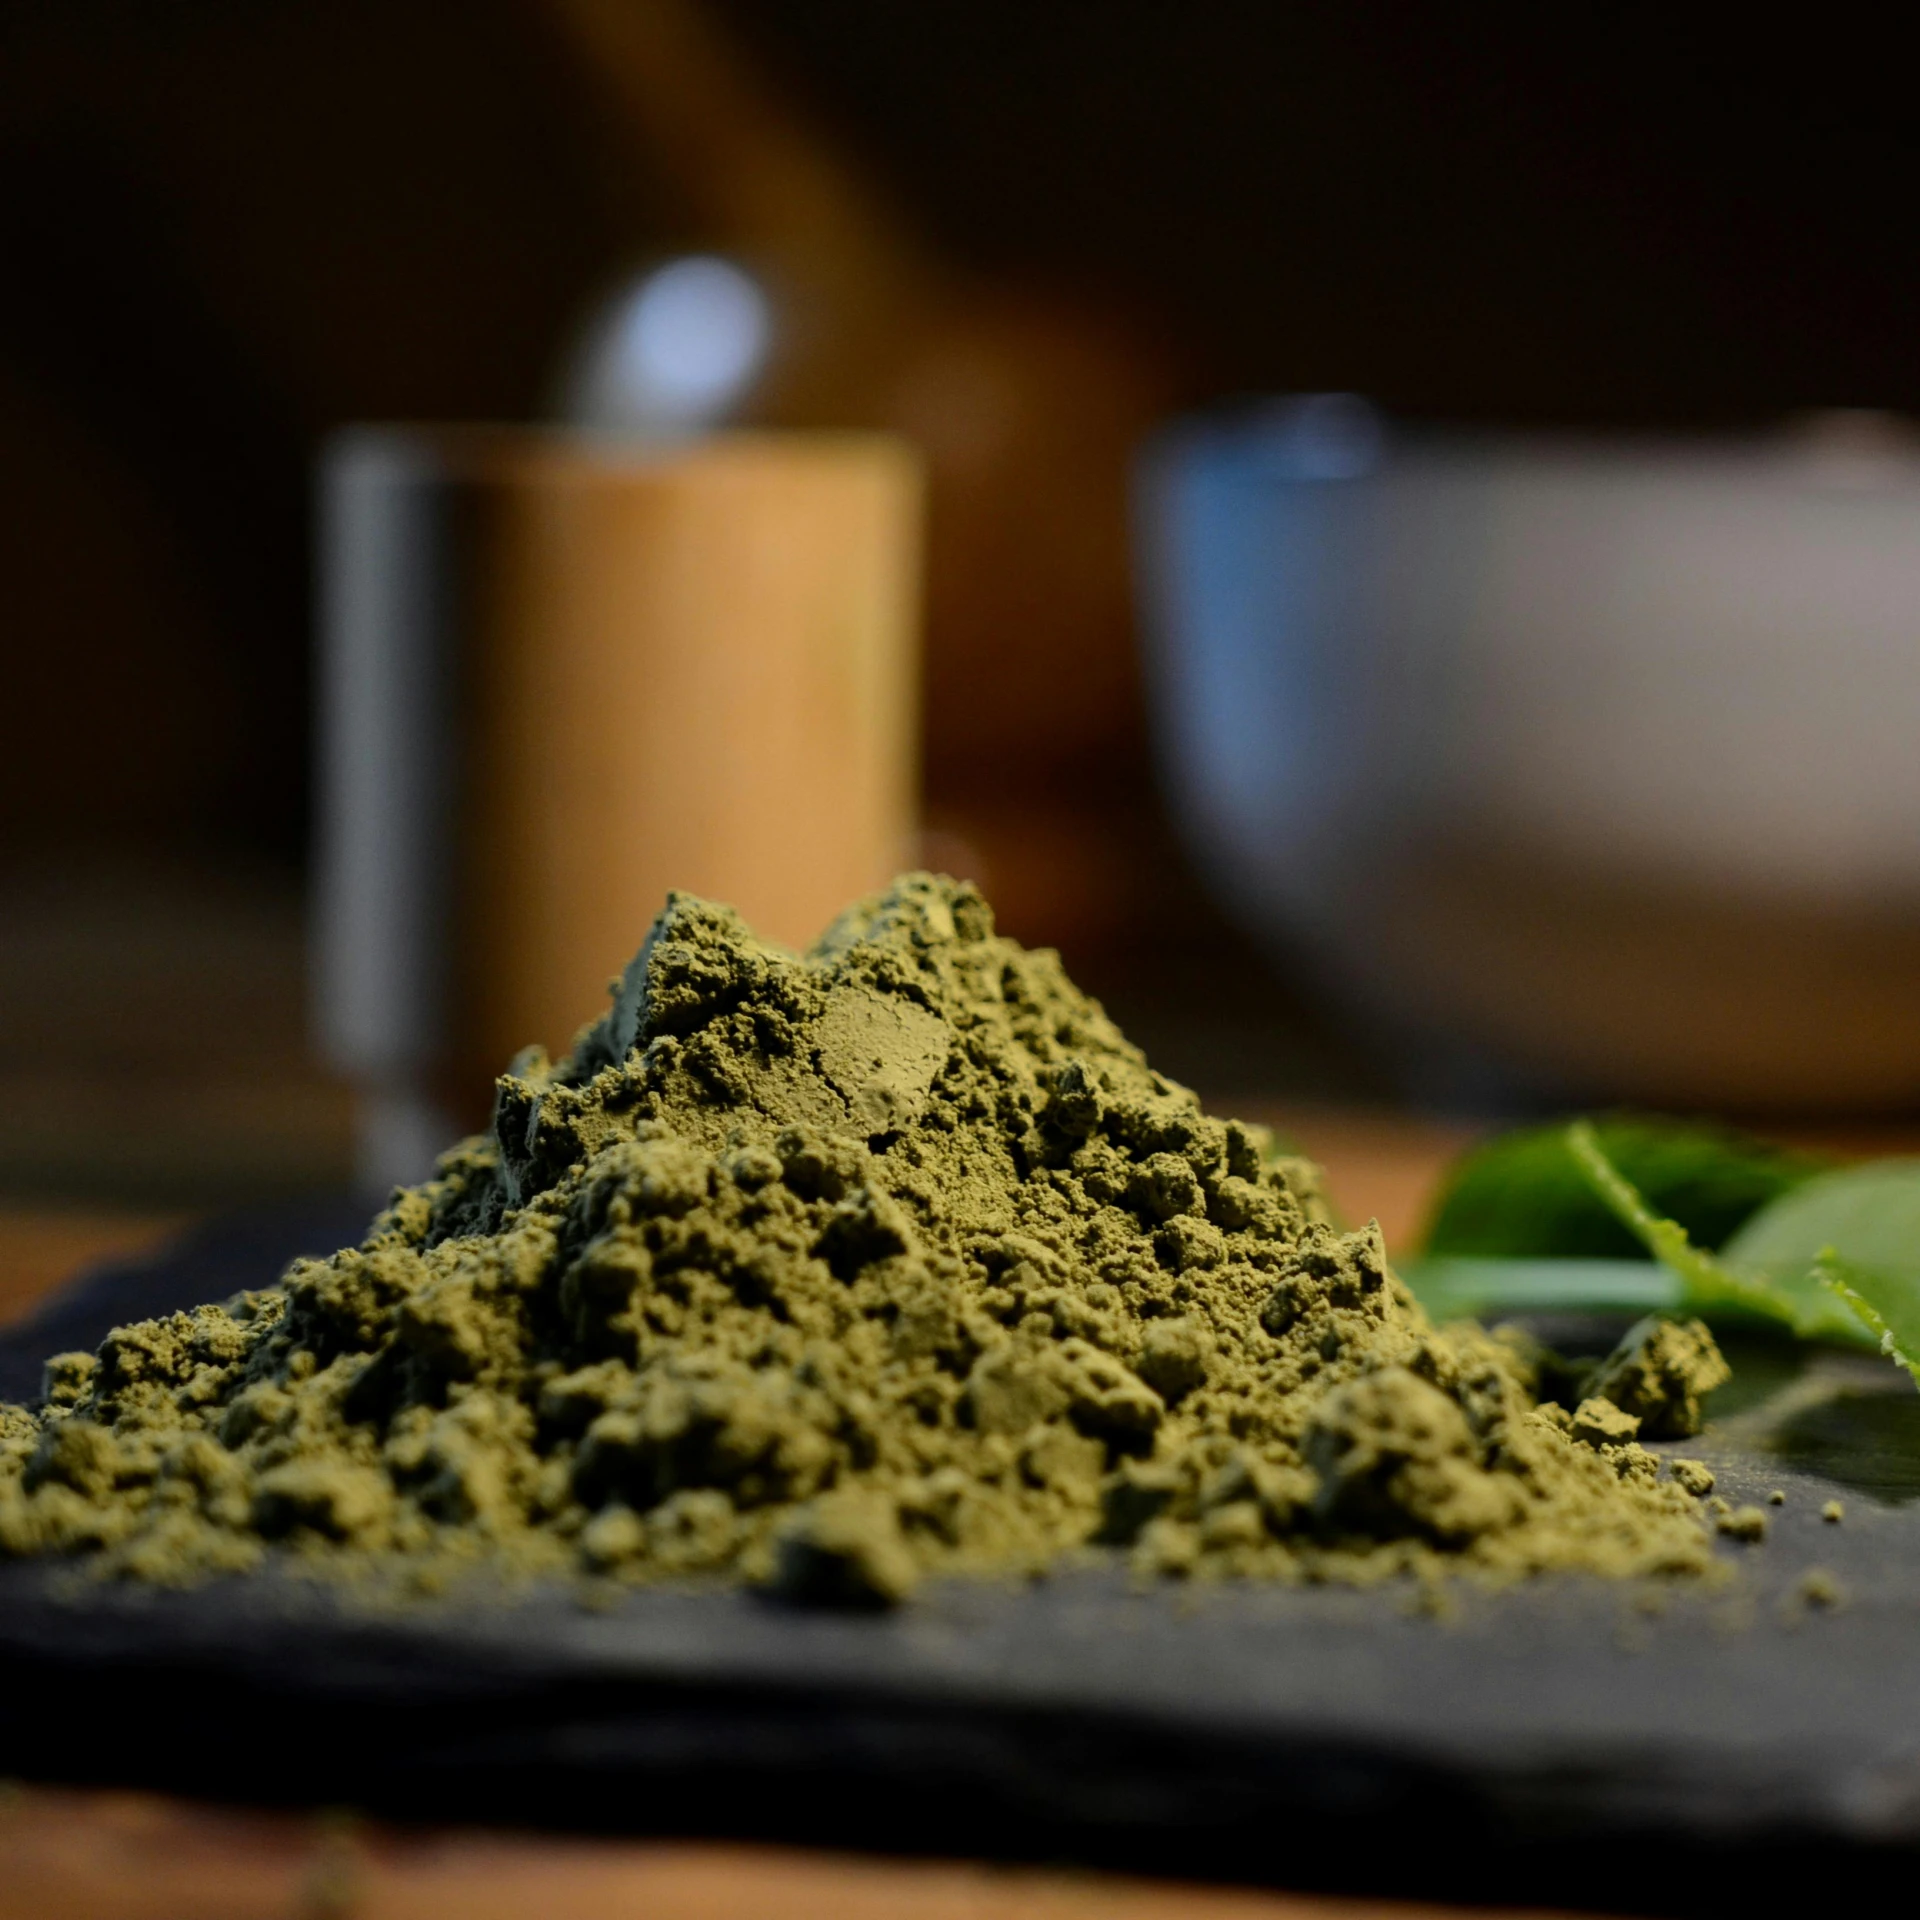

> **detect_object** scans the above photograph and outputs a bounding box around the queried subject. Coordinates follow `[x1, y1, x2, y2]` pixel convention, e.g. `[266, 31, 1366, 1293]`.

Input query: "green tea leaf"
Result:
[1415, 1125, 1907, 1354]
[1423, 1115, 1820, 1260]
[1566, 1120, 1807, 1332]
[1724, 1160, 1920, 1358]
[1816, 1252, 1920, 1390]
[1725, 1161, 1920, 1344]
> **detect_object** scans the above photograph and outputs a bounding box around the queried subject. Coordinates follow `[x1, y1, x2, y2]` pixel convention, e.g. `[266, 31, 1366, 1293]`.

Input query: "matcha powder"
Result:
[0, 876, 1724, 1604]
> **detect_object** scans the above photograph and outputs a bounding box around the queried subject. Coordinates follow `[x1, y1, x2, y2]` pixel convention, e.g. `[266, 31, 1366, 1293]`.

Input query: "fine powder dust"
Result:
[0, 876, 1726, 1603]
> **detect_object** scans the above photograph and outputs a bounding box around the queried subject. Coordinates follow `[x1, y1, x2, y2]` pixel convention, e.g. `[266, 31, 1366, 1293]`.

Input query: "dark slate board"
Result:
[4, 1216, 1920, 1914]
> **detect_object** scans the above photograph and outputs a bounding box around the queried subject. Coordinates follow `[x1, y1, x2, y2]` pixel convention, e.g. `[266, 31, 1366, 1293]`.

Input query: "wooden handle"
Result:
[437, 429, 920, 1104]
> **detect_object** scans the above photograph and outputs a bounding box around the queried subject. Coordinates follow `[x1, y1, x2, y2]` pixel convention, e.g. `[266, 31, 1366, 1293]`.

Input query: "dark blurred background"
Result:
[5, 0, 1918, 1203]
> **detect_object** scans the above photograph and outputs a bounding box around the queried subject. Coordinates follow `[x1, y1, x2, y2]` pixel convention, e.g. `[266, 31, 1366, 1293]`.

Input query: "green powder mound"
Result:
[0, 875, 1721, 1602]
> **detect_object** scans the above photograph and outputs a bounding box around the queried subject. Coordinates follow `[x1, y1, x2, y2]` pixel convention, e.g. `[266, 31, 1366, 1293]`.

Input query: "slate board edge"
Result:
[3, 1556, 1919, 1862]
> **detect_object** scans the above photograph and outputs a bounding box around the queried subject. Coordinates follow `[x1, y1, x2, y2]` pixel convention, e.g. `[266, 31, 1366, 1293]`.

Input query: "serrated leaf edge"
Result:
[1566, 1120, 1804, 1331]
[1815, 1250, 1920, 1390]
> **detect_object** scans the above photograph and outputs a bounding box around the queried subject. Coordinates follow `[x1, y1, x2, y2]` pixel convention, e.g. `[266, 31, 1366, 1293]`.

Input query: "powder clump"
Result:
[0, 875, 1719, 1602]
[1585, 1315, 1730, 1439]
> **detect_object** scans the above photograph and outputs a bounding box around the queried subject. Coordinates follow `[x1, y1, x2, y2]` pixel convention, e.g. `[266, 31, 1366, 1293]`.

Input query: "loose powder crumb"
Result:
[1670, 1459, 1716, 1497]
[1569, 1397, 1641, 1449]
[1584, 1316, 1731, 1439]
[1716, 1505, 1770, 1543]
[1822, 1500, 1845, 1523]
[0, 877, 1727, 1604]
[1767, 1489, 1786, 1506]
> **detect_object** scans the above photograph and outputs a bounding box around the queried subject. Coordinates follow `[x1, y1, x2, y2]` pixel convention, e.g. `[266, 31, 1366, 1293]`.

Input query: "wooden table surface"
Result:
[0, 1108, 1507, 1920]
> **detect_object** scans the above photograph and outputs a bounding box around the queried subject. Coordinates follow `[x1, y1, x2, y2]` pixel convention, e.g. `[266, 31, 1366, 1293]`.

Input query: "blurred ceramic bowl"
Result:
[1137, 400, 1920, 1111]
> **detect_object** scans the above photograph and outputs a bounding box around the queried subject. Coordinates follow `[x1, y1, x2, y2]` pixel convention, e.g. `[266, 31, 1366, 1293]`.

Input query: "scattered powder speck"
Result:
[1796, 1566, 1844, 1609]
[0, 876, 1726, 1604]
